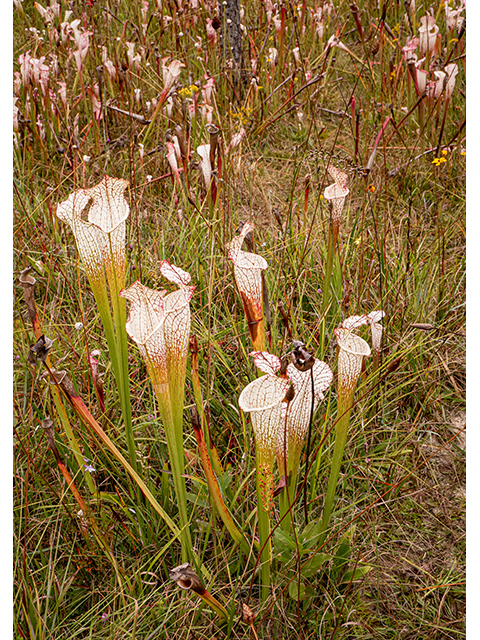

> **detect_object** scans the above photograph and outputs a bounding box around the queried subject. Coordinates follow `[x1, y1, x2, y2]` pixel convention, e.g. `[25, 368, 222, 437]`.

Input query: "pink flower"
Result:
[88, 84, 102, 121]
[273, 14, 281, 34]
[402, 37, 419, 63]
[18, 51, 33, 85]
[200, 103, 213, 124]
[13, 98, 19, 133]
[265, 0, 274, 24]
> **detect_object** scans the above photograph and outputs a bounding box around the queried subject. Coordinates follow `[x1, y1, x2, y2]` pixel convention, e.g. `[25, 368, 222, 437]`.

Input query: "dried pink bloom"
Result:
[228, 222, 268, 328]
[226, 127, 246, 154]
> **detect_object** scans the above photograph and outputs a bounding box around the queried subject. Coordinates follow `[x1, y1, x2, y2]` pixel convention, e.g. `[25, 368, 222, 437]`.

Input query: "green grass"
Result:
[14, 0, 465, 638]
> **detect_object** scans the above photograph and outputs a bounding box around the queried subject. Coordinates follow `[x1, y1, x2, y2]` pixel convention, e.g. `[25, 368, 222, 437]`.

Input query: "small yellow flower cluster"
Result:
[229, 105, 253, 129]
[432, 149, 449, 166]
[178, 84, 199, 99]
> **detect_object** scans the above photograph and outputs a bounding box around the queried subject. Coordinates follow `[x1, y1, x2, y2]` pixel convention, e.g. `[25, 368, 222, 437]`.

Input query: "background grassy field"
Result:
[13, 0, 465, 638]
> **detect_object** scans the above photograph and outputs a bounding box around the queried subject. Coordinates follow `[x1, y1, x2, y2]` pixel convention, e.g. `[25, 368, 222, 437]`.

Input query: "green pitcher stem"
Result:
[113, 292, 137, 473]
[321, 227, 334, 317]
[256, 451, 272, 602]
[319, 390, 354, 546]
[278, 470, 298, 533]
[151, 372, 192, 563]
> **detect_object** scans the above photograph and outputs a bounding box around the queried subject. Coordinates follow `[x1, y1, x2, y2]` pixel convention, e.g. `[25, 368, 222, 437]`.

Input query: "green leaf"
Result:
[185, 491, 209, 508]
[288, 580, 306, 600]
[274, 528, 297, 553]
[341, 565, 372, 583]
[300, 522, 323, 547]
[332, 541, 351, 573]
[302, 553, 330, 578]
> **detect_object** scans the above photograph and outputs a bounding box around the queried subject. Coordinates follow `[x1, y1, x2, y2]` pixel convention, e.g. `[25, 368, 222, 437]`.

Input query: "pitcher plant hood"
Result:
[239, 351, 290, 510]
[324, 165, 349, 228]
[56, 175, 129, 283]
[228, 221, 268, 325]
[276, 358, 333, 476]
[334, 327, 371, 393]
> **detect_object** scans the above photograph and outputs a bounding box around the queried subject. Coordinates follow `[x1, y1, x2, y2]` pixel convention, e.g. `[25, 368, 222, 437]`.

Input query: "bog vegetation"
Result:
[13, 0, 465, 638]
